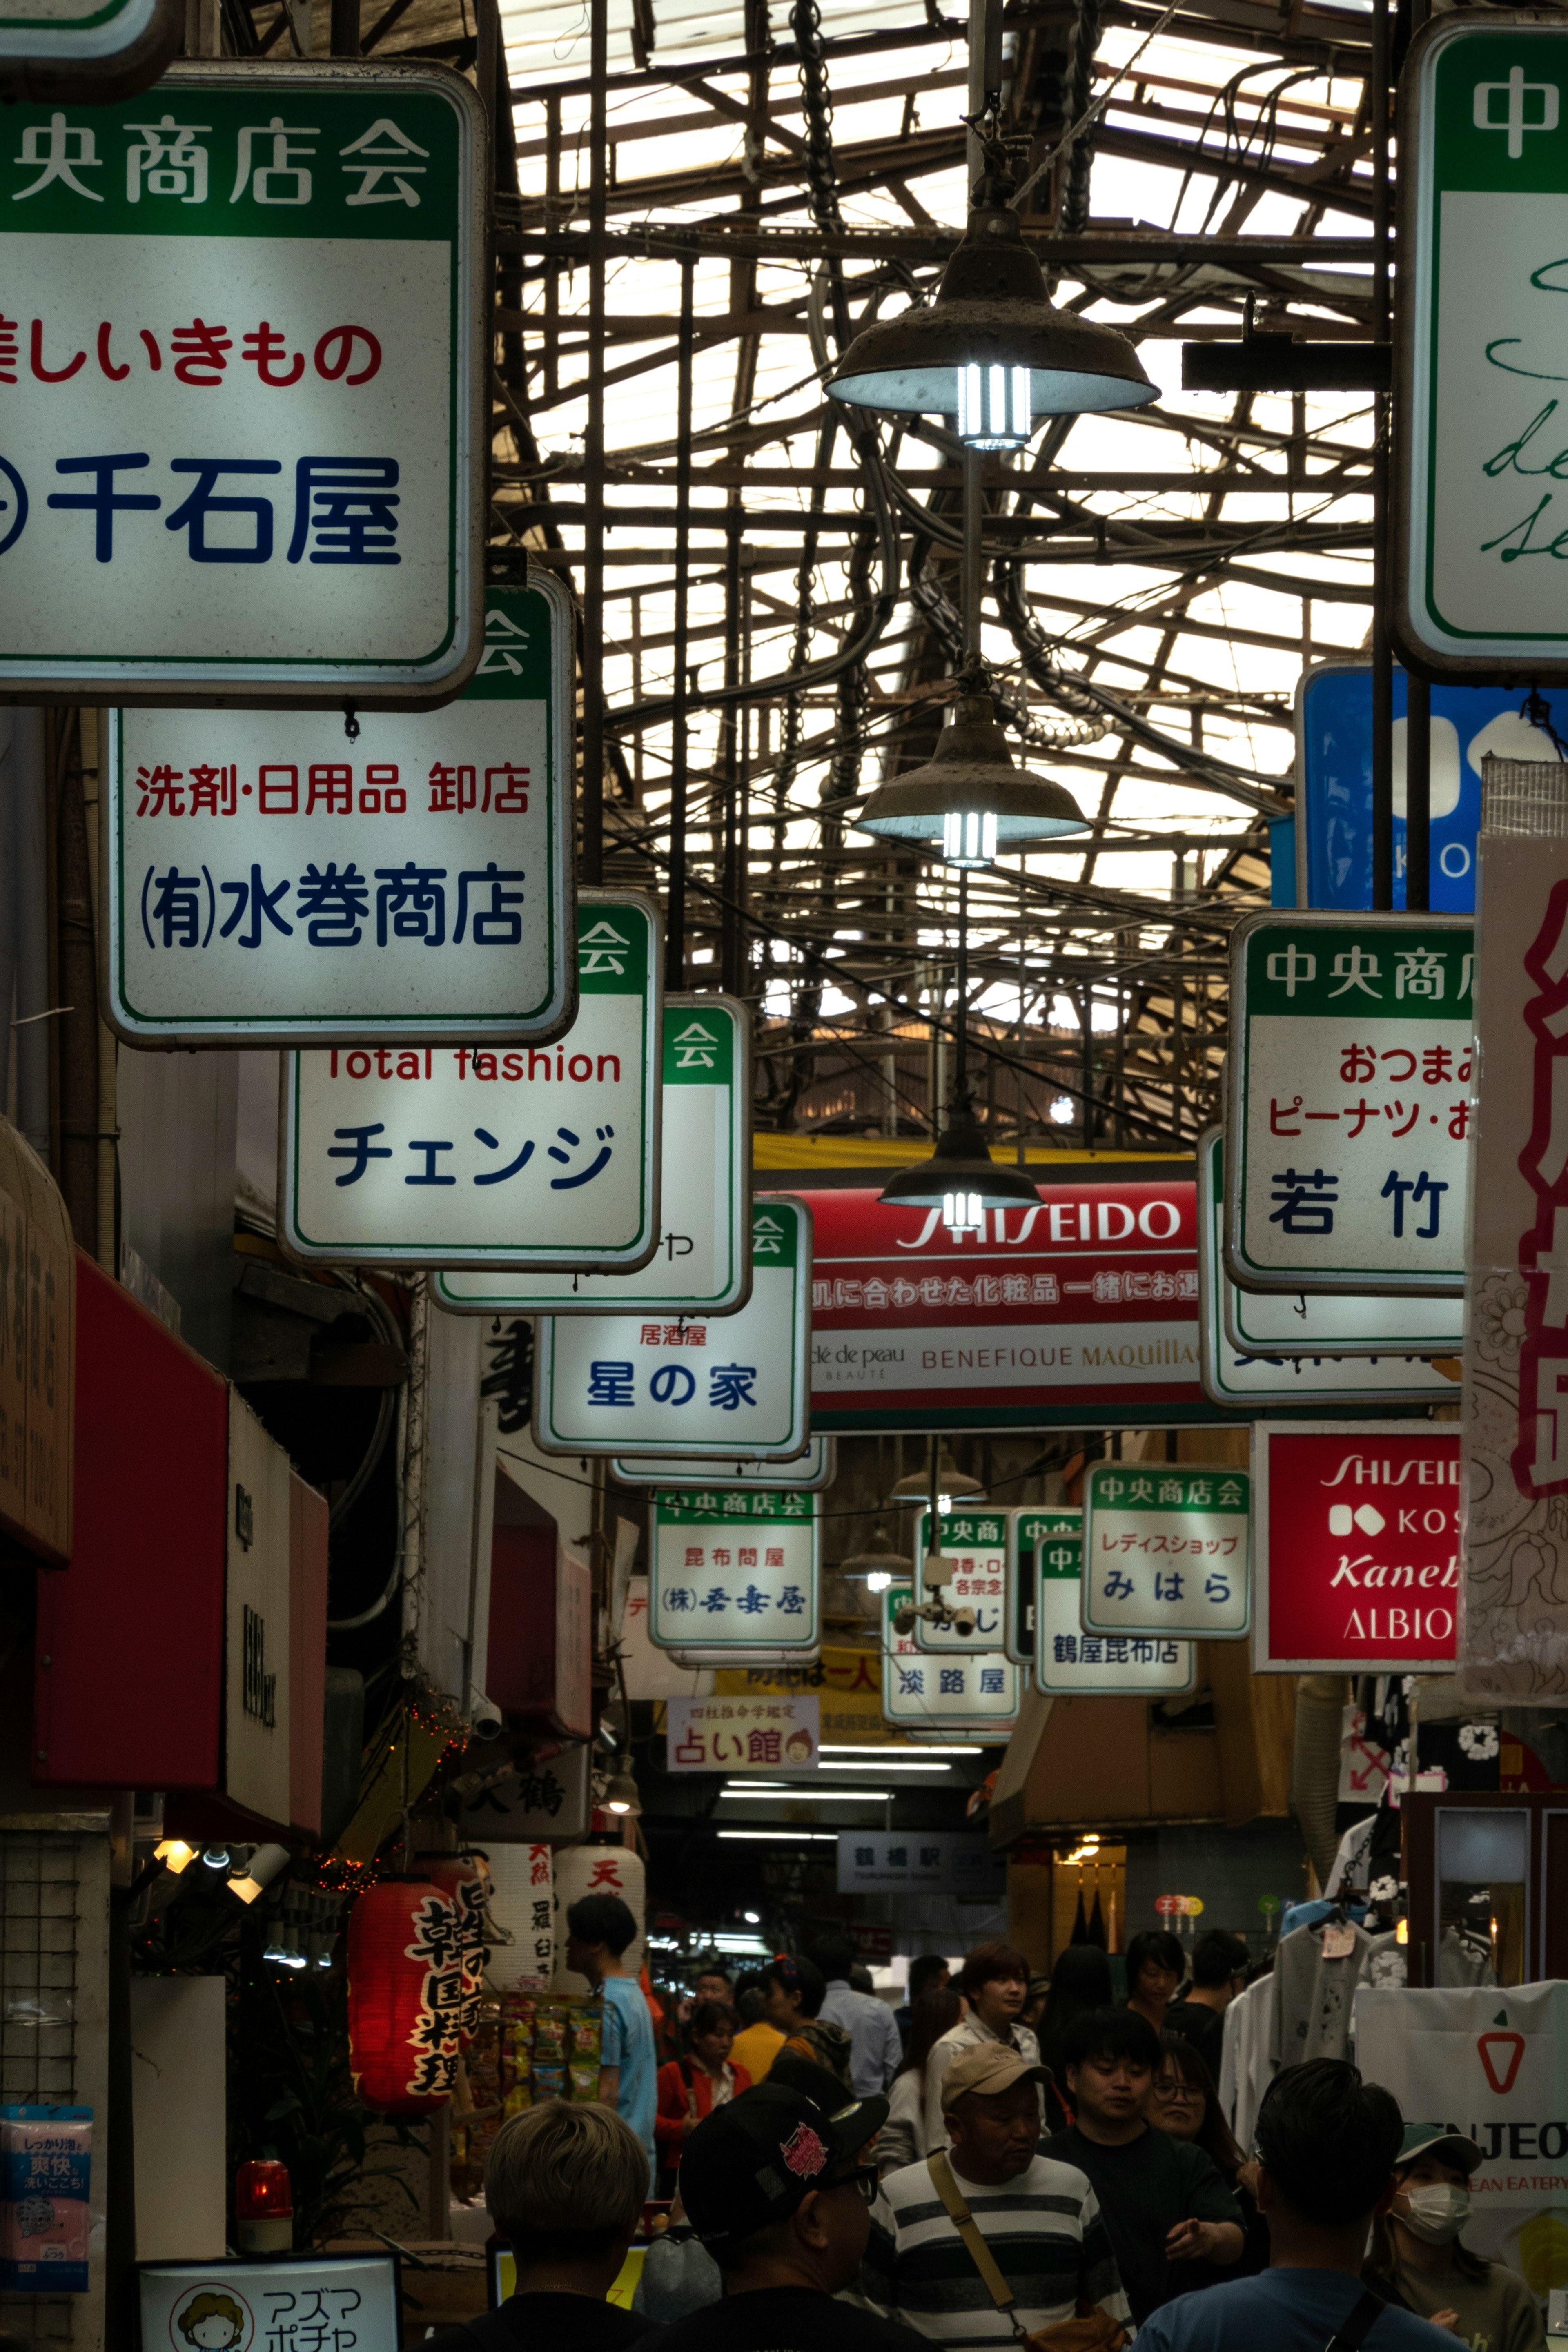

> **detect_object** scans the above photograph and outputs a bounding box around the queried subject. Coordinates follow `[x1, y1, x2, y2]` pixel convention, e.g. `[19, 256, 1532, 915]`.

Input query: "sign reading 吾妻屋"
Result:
[279, 890, 660, 1269]
[1082, 1459, 1250, 1641]
[1007, 1507, 1076, 1666]
[912, 1508, 1007, 1651]
[0, 64, 484, 704]
[612, 1436, 835, 1490]
[666, 1692, 820, 1770]
[107, 581, 573, 1047]
[1035, 1518, 1196, 1696]
[1226, 912, 1473, 1296]
[882, 1586, 1020, 1733]
[436, 995, 750, 1318]
[649, 1490, 820, 1657]
[836, 1831, 1004, 1895]
[533, 1199, 811, 1459]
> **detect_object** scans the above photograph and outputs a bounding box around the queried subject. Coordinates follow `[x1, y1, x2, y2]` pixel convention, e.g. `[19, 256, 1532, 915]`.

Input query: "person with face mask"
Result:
[1364, 2125, 1545, 2352]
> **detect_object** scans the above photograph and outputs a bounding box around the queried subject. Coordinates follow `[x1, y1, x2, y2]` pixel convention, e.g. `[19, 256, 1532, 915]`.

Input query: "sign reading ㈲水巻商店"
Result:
[106, 581, 573, 1047]
[882, 1585, 1020, 1735]
[278, 890, 661, 1270]
[1225, 912, 1473, 1298]
[1081, 1458, 1251, 1642]
[649, 1490, 821, 1661]
[911, 1508, 1006, 1652]
[1033, 1518, 1196, 1697]
[0, 64, 485, 705]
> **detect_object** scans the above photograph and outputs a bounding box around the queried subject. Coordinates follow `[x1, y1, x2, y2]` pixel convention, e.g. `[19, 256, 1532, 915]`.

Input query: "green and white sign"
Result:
[649, 1488, 819, 1657]
[612, 1435, 835, 1490]
[436, 994, 750, 1317]
[1035, 1520, 1196, 1697]
[1007, 1506, 1078, 1666]
[533, 1198, 812, 1459]
[1226, 912, 1473, 1296]
[912, 1508, 1006, 1652]
[0, 0, 178, 98]
[883, 1586, 1020, 1733]
[0, 62, 484, 703]
[278, 889, 660, 1269]
[107, 581, 571, 1046]
[1082, 1459, 1250, 1641]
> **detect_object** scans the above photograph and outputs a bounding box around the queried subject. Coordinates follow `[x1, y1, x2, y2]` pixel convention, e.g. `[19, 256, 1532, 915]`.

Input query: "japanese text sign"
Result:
[713, 1643, 893, 1744]
[1007, 1506, 1077, 1665]
[666, 1692, 820, 1770]
[882, 1585, 1020, 1732]
[1251, 1420, 1459, 1672]
[1033, 1521, 1196, 1695]
[534, 1198, 812, 1459]
[279, 889, 660, 1270]
[1082, 1459, 1250, 1640]
[612, 1435, 835, 1490]
[0, 63, 485, 704]
[106, 582, 572, 1046]
[457, 1745, 589, 1842]
[138, 2258, 400, 2352]
[836, 1830, 1004, 1894]
[1226, 912, 1473, 1296]
[436, 993, 750, 1318]
[913, 1508, 1007, 1651]
[650, 1490, 820, 1657]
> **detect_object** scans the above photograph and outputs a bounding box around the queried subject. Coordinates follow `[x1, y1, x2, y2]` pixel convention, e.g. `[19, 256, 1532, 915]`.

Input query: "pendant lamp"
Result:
[855, 690, 1088, 869]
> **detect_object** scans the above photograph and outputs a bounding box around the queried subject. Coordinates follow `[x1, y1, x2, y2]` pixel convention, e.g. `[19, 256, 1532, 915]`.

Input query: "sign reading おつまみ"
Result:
[1082, 1461, 1251, 1640]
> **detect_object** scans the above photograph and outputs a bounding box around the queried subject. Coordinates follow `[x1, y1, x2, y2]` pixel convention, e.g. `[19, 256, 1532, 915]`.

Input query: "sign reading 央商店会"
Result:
[0, 64, 485, 704]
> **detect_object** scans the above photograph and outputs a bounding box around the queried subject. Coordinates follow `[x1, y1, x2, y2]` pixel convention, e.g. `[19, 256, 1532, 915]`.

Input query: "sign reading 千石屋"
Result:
[1007, 1507, 1077, 1665]
[882, 1585, 1020, 1734]
[0, 64, 485, 705]
[1035, 1519, 1196, 1695]
[435, 995, 750, 1319]
[913, 1508, 1006, 1651]
[279, 889, 660, 1270]
[650, 1490, 820, 1657]
[1396, 15, 1568, 681]
[1251, 1420, 1459, 1672]
[1226, 912, 1473, 1297]
[533, 1198, 812, 1459]
[106, 580, 574, 1047]
[666, 1692, 820, 1770]
[612, 1435, 835, 1490]
[837, 1831, 1004, 1896]
[1082, 1460, 1250, 1641]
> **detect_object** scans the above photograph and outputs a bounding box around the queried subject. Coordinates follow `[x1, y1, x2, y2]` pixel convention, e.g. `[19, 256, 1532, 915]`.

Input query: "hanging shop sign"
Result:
[556, 1845, 646, 1984]
[534, 1198, 811, 1459]
[836, 1830, 1004, 1896]
[666, 1692, 820, 1771]
[1225, 912, 1473, 1297]
[0, 64, 484, 706]
[347, 1877, 461, 2112]
[1082, 1458, 1250, 1641]
[882, 1585, 1020, 1734]
[106, 581, 572, 1048]
[456, 1744, 590, 1843]
[0, 0, 180, 107]
[612, 1434, 835, 1491]
[1034, 1520, 1196, 1696]
[912, 1507, 1006, 1652]
[1396, 14, 1568, 681]
[481, 1844, 555, 1990]
[1007, 1506, 1077, 1666]
[713, 1642, 899, 1745]
[436, 994, 749, 1319]
[648, 1489, 820, 1657]
[788, 1174, 1213, 1432]
[279, 890, 660, 1271]
[1251, 1419, 1460, 1672]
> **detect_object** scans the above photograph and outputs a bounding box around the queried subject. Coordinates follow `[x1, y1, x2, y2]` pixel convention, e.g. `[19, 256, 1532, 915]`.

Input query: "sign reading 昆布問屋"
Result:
[436, 995, 750, 1318]
[1082, 1460, 1251, 1640]
[882, 1586, 1020, 1733]
[0, 64, 485, 703]
[107, 582, 572, 1046]
[1033, 1519, 1196, 1696]
[650, 1490, 820, 1657]
[1007, 1506, 1076, 1666]
[1226, 913, 1473, 1296]
[912, 1508, 1006, 1652]
[279, 889, 660, 1269]
[612, 1436, 835, 1490]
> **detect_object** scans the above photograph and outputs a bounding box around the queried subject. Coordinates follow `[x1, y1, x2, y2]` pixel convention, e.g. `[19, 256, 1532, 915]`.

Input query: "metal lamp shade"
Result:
[857, 695, 1087, 847]
[879, 1114, 1045, 1211]
[889, 1450, 986, 1503]
[840, 1527, 914, 1577]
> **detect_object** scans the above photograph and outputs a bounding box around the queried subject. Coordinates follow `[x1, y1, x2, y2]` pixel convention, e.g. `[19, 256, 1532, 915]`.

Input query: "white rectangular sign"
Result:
[666, 1692, 820, 1769]
[1007, 1505, 1076, 1667]
[649, 1490, 819, 1657]
[1033, 1520, 1197, 1696]
[882, 1585, 1020, 1733]
[912, 1507, 1007, 1652]
[612, 1436, 835, 1490]
[1082, 1458, 1250, 1640]
[836, 1830, 1004, 1895]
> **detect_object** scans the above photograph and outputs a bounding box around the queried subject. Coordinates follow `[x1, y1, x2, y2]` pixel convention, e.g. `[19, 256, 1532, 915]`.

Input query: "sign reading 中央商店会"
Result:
[882, 1585, 1020, 1732]
[1226, 912, 1473, 1296]
[836, 1831, 1003, 1895]
[612, 1436, 835, 1490]
[1082, 1458, 1251, 1640]
[1007, 1506, 1077, 1665]
[650, 1490, 820, 1657]
[278, 889, 660, 1268]
[0, 64, 485, 703]
[1033, 1520, 1196, 1696]
[435, 995, 750, 1319]
[913, 1508, 1006, 1651]
[107, 581, 572, 1045]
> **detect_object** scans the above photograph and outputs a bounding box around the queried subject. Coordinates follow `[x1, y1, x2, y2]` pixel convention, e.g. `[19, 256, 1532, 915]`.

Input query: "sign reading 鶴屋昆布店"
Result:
[649, 1490, 820, 1657]
[912, 1508, 1006, 1651]
[1082, 1459, 1251, 1641]
[279, 890, 660, 1269]
[107, 582, 572, 1046]
[882, 1586, 1020, 1733]
[0, 64, 485, 704]
[1226, 913, 1473, 1297]
[1034, 1519, 1196, 1696]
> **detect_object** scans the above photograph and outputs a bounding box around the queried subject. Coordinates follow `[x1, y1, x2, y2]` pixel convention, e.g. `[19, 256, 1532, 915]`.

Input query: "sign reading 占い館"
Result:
[666, 1692, 820, 1770]
[1082, 1459, 1251, 1641]
[649, 1489, 820, 1659]
[0, 64, 485, 704]
[1226, 913, 1473, 1297]
[1251, 1421, 1460, 1672]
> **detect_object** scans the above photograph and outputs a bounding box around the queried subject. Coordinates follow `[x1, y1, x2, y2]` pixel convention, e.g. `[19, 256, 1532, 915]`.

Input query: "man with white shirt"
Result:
[809, 1937, 901, 2098]
[924, 1939, 1039, 2156]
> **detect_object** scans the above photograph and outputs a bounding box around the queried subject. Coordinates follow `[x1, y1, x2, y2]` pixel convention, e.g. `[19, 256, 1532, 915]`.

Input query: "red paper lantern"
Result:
[347, 1880, 462, 2114]
[428, 1856, 488, 2049]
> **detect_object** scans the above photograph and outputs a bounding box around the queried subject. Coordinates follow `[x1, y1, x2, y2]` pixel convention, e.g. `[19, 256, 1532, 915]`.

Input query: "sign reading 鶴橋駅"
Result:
[882, 1585, 1020, 1734]
[649, 1489, 820, 1659]
[1226, 913, 1473, 1297]
[1082, 1459, 1251, 1641]
[0, 63, 484, 704]
[912, 1508, 1006, 1652]
[279, 890, 660, 1269]
[1007, 1506, 1077, 1666]
[1033, 1517, 1196, 1697]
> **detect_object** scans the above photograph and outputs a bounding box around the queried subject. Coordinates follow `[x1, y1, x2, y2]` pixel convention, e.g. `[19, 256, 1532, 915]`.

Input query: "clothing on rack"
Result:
[1439, 1925, 1497, 1988]
[1279, 1897, 1369, 1939]
[1362, 1929, 1407, 1991]
[1217, 1972, 1275, 2152]
[1325, 1815, 1378, 1900]
[1270, 1916, 1372, 2066]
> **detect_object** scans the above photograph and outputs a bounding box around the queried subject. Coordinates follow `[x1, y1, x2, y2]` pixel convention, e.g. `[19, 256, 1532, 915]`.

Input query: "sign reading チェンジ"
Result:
[0, 63, 484, 704]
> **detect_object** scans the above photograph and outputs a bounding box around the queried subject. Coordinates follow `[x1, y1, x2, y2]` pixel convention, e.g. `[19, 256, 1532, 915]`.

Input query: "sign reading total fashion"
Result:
[1082, 1459, 1251, 1641]
[882, 1586, 1020, 1733]
[0, 64, 485, 704]
[1034, 1519, 1196, 1696]
[792, 1176, 1207, 1432]
[649, 1490, 820, 1658]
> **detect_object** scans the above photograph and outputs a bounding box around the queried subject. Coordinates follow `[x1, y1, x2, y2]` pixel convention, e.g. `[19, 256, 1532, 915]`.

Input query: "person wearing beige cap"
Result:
[923, 1940, 1042, 2159]
[855, 2040, 1132, 2351]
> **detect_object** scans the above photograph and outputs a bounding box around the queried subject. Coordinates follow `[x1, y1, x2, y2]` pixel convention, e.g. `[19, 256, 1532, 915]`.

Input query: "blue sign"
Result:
[1294, 664, 1568, 913]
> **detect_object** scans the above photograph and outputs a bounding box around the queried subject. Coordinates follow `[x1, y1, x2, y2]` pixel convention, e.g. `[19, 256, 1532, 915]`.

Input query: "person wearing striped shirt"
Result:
[854, 2042, 1131, 2350]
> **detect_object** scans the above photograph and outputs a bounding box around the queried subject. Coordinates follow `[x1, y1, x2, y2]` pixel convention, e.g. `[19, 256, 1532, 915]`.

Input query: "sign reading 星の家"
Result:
[1082, 1459, 1251, 1640]
[666, 1693, 820, 1770]
[1226, 913, 1473, 1296]
[912, 1508, 1007, 1651]
[649, 1490, 820, 1657]
[1034, 1518, 1196, 1695]
[0, 64, 484, 703]
[882, 1586, 1020, 1733]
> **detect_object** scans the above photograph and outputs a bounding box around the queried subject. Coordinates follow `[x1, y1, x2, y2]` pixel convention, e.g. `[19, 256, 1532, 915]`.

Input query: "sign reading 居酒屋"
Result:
[1226, 913, 1473, 1297]
[649, 1489, 820, 1657]
[0, 65, 485, 704]
[1251, 1420, 1460, 1672]
[1082, 1459, 1251, 1642]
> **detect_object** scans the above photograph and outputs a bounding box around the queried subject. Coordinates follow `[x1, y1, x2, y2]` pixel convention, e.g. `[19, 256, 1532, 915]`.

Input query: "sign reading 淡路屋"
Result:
[912, 1509, 1006, 1651]
[612, 1436, 835, 1490]
[107, 582, 572, 1047]
[1251, 1421, 1459, 1672]
[882, 1586, 1020, 1733]
[534, 1199, 811, 1459]
[649, 1490, 819, 1656]
[1007, 1507, 1077, 1665]
[666, 1693, 819, 1770]
[1035, 1521, 1196, 1696]
[0, 64, 484, 704]
[1082, 1460, 1250, 1641]
[279, 889, 660, 1269]
[1226, 913, 1473, 1297]
[837, 1831, 1004, 1896]
[435, 995, 750, 1318]
[1396, 16, 1568, 680]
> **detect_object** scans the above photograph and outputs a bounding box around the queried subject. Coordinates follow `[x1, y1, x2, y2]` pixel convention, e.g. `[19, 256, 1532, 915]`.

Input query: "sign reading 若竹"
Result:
[1034, 1518, 1196, 1696]
[1252, 1420, 1460, 1672]
[0, 63, 485, 704]
[1082, 1460, 1250, 1641]
[912, 1508, 1006, 1652]
[279, 889, 660, 1269]
[1007, 1506, 1076, 1666]
[650, 1489, 820, 1657]
[666, 1692, 820, 1770]
[882, 1585, 1020, 1733]
[1226, 913, 1473, 1298]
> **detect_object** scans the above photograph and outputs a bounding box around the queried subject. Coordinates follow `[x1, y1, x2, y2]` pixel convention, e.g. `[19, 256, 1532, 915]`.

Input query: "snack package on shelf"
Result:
[567, 2000, 603, 2066]
[532, 2065, 566, 2102]
[568, 2062, 598, 2100]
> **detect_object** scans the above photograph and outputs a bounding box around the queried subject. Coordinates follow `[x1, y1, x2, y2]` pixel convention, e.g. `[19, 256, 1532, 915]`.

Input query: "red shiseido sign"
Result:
[1252, 1420, 1460, 1671]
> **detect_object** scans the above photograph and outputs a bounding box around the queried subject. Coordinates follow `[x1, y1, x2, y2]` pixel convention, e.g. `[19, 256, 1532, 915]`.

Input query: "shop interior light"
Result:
[822, 1742, 982, 1755]
[719, 1785, 895, 1802]
[228, 1843, 291, 1905]
[716, 1829, 837, 1842]
[604, 1763, 642, 1817]
[154, 1839, 197, 1875]
[201, 1846, 232, 1871]
[889, 1456, 984, 1510]
[840, 1526, 913, 1595]
[743, 1911, 761, 1923]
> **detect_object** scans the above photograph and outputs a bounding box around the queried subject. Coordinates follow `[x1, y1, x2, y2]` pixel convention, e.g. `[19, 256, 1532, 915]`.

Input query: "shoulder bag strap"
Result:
[1325, 2286, 1392, 2352]
[926, 2152, 1024, 2340]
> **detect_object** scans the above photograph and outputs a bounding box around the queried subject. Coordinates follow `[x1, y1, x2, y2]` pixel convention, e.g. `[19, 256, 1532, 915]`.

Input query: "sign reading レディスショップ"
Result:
[0, 65, 485, 704]
[1082, 1459, 1251, 1641]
